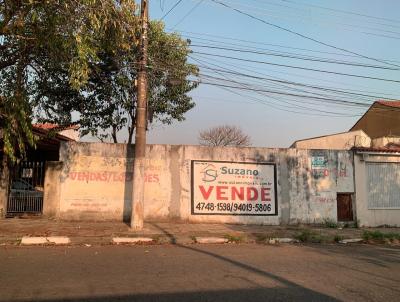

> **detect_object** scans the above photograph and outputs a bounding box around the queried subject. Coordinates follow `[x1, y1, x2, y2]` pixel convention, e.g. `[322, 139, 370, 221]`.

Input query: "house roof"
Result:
[32, 124, 75, 142]
[376, 100, 400, 108]
[290, 129, 368, 148]
[353, 143, 400, 154]
[33, 123, 79, 131]
[349, 100, 400, 133]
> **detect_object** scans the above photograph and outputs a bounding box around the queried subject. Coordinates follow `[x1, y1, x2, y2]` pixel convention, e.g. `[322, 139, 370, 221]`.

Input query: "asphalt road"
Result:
[1, 243, 399, 302]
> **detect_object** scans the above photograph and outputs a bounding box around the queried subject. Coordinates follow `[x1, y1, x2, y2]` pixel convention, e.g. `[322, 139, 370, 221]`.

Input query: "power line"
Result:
[193, 77, 371, 107]
[217, 0, 400, 39]
[203, 79, 362, 117]
[280, 0, 400, 25]
[194, 76, 400, 117]
[191, 55, 399, 114]
[160, 0, 184, 20]
[194, 59, 361, 117]
[192, 51, 400, 83]
[175, 30, 400, 64]
[172, 0, 205, 29]
[191, 51, 400, 97]
[190, 44, 400, 70]
[218, 0, 400, 37]
[194, 63, 393, 101]
[210, 0, 400, 68]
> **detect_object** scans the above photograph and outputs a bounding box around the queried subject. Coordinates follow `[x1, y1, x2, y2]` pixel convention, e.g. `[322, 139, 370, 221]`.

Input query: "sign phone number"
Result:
[191, 160, 278, 216]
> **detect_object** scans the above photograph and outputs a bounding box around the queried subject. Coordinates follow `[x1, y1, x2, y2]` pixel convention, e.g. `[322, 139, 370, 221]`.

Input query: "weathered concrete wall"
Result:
[56, 142, 354, 224]
[287, 149, 354, 224]
[43, 162, 64, 218]
[372, 136, 400, 148]
[59, 143, 134, 221]
[354, 153, 400, 227]
[291, 130, 370, 150]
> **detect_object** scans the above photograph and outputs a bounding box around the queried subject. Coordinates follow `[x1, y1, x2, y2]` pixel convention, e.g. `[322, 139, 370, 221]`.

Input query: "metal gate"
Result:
[7, 161, 45, 215]
[367, 162, 400, 209]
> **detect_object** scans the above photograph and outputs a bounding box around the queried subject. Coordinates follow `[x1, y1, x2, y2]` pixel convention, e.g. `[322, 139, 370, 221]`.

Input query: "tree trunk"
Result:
[111, 125, 118, 143]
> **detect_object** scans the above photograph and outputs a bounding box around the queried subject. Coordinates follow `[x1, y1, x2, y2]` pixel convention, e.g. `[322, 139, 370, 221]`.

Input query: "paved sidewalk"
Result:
[0, 217, 399, 245]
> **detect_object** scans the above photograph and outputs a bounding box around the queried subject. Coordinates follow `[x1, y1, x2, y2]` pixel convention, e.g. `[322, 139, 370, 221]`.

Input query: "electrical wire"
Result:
[280, 0, 400, 25]
[160, 0, 184, 20]
[192, 51, 400, 83]
[209, 0, 400, 68]
[216, 0, 400, 39]
[172, 0, 205, 29]
[173, 29, 400, 63]
[191, 51, 400, 97]
[190, 44, 400, 70]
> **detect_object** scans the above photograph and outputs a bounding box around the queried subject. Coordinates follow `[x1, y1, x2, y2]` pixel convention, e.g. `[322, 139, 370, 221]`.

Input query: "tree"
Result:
[1, 0, 138, 159]
[35, 21, 198, 143]
[198, 125, 252, 147]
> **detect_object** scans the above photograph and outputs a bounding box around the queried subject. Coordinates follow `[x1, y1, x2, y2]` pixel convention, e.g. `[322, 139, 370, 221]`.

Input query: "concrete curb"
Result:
[20, 236, 71, 245]
[270, 238, 300, 244]
[339, 238, 363, 244]
[195, 237, 229, 244]
[112, 237, 154, 244]
[6, 236, 367, 246]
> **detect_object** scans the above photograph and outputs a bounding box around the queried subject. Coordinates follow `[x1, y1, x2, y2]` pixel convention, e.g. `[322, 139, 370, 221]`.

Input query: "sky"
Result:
[138, 0, 400, 147]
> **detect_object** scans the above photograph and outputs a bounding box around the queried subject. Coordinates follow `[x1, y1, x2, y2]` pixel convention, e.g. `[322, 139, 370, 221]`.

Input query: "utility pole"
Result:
[131, 0, 149, 230]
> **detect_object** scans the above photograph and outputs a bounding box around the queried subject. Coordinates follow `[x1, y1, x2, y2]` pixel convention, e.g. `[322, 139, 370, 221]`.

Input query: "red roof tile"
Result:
[33, 123, 79, 131]
[353, 146, 400, 153]
[376, 100, 400, 108]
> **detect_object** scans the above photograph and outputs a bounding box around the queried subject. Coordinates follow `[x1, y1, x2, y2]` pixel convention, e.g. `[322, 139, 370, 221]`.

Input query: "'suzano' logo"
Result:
[201, 164, 218, 182]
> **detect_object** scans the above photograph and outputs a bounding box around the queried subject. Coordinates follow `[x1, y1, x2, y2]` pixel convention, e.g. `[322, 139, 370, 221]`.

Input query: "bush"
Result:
[334, 234, 344, 243]
[294, 230, 314, 242]
[362, 230, 400, 242]
[323, 218, 338, 228]
[224, 234, 243, 243]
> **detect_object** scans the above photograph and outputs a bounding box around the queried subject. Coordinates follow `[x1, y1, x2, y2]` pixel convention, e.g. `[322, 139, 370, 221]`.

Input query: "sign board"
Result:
[311, 156, 327, 169]
[191, 161, 277, 216]
[311, 156, 329, 178]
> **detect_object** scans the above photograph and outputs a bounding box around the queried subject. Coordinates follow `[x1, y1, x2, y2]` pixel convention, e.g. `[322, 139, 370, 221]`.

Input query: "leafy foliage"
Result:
[38, 21, 198, 143]
[1, 0, 137, 159]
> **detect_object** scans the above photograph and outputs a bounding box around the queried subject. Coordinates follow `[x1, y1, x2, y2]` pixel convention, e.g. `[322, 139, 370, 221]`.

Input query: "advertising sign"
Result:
[191, 161, 277, 216]
[311, 156, 327, 169]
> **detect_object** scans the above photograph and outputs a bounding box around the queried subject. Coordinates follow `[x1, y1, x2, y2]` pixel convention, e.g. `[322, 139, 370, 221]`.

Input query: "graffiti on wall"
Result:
[68, 171, 160, 183]
[311, 156, 329, 178]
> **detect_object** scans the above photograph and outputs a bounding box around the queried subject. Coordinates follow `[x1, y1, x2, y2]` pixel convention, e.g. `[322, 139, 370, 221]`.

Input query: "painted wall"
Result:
[55, 142, 354, 224]
[354, 153, 400, 227]
[291, 130, 370, 150]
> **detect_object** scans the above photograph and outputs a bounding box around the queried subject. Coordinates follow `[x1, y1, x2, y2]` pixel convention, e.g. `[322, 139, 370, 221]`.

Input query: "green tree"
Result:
[36, 21, 198, 143]
[0, 0, 138, 160]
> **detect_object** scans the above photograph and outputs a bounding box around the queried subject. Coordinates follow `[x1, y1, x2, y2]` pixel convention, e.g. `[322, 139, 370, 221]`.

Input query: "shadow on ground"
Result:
[11, 287, 338, 302]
